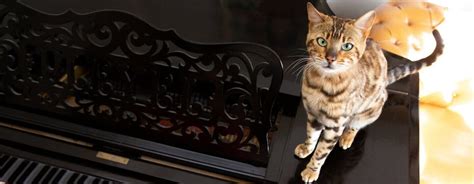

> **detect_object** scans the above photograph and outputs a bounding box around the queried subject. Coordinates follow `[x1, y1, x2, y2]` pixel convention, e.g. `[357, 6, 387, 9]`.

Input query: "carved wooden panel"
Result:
[0, 0, 283, 165]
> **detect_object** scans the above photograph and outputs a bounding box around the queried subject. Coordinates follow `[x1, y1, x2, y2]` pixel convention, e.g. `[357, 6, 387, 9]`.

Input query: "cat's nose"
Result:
[326, 55, 336, 63]
[325, 49, 337, 63]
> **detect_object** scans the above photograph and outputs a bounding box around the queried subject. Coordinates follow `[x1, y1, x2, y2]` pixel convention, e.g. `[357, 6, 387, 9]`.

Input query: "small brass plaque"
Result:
[96, 151, 129, 165]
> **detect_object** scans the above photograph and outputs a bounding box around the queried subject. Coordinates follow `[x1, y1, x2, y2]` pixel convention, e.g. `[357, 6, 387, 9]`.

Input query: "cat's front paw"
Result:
[301, 167, 319, 183]
[294, 143, 313, 158]
[339, 129, 357, 150]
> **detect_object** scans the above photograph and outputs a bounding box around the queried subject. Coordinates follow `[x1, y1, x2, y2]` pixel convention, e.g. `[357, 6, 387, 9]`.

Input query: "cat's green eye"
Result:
[316, 37, 327, 47]
[341, 43, 353, 51]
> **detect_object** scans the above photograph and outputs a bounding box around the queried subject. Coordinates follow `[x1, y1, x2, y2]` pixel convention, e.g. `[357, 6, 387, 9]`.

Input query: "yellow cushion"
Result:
[370, 1, 446, 61]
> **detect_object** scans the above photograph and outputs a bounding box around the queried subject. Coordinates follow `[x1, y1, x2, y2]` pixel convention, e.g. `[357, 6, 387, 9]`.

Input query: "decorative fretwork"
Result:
[0, 0, 283, 165]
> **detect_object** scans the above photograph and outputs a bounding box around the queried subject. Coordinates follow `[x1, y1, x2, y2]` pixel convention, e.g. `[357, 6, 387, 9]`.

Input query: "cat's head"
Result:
[306, 3, 375, 74]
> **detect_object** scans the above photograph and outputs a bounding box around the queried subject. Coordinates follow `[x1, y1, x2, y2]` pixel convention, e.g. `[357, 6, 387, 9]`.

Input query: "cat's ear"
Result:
[355, 11, 376, 37]
[307, 2, 326, 23]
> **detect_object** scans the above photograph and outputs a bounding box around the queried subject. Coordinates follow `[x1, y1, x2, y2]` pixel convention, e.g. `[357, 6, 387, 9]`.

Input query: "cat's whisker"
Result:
[297, 65, 311, 81]
[288, 57, 309, 65]
[297, 48, 308, 52]
[291, 64, 307, 76]
[286, 49, 309, 57]
[285, 61, 304, 73]
[285, 58, 311, 73]
[286, 55, 310, 58]
[296, 66, 307, 80]
[294, 63, 315, 81]
[290, 48, 309, 53]
[286, 63, 306, 74]
[291, 64, 309, 79]
[290, 58, 310, 69]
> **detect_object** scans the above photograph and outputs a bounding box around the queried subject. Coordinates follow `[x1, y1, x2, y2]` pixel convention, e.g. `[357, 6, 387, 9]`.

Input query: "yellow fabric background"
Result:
[370, 1, 473, 183]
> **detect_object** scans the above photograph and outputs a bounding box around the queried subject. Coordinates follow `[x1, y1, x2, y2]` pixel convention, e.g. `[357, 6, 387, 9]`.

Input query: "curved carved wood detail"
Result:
[0, 0, 283, 165]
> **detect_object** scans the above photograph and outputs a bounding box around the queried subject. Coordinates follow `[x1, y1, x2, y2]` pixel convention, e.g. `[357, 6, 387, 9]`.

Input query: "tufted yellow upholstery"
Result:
[370, 1, 446, 61]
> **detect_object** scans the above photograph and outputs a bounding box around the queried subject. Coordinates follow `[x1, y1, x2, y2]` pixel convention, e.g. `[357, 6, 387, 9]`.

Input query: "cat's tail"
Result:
[387, 29, 444, 85]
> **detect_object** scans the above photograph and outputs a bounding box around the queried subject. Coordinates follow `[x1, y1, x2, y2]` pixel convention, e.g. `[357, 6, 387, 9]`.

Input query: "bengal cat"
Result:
[294, 3, 443, 183]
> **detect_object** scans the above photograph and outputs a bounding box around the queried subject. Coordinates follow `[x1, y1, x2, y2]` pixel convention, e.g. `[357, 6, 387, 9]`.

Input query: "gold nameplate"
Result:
[96, 151, 129, 165]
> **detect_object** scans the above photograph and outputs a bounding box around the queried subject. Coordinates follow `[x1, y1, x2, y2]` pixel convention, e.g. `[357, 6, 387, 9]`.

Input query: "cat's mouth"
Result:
[321, 63, 346, 73]
[324, 64, 335, 69]
[325, 65, 333, 69]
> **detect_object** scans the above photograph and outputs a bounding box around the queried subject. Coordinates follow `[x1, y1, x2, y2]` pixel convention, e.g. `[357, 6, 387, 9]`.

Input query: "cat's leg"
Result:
[301, 126, 344, 183]
[339, 107, 383, 149]
[295, 115, 323, 158]
[339, 127, 359, 150]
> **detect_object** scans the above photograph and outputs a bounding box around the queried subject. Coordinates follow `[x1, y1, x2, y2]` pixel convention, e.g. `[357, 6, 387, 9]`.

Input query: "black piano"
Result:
[0, 0, 425, 183]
